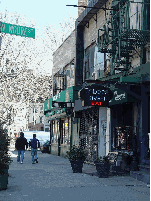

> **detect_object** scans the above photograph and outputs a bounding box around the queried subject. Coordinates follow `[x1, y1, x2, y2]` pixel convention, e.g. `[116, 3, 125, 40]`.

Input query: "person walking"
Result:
[29, 134, 40, 164]
[15, 132, 28, 164]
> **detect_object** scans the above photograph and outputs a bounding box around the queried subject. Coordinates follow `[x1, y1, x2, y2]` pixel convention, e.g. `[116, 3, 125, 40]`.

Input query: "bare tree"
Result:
[0, 10, 74, 127]
[42, 13, 76, 53]
[0, 11, 52, 126]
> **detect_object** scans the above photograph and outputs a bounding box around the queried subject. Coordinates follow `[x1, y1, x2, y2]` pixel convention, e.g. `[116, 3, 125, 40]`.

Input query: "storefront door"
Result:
[79, 108, 99, 162]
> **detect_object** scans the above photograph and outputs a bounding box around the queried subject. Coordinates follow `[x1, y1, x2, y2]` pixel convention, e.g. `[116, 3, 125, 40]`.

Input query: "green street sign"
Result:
[0, 22, 35, 39]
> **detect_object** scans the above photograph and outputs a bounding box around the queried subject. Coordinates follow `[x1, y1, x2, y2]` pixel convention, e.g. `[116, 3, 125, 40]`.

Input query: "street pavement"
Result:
[0, 150, 150, 201]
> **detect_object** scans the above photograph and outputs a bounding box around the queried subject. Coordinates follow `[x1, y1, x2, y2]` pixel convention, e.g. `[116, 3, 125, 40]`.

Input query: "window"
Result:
[62, 75, 67, 90]
[113, 126, 133, 150]
[52, 121, 58, 144]
[84, 44, 95, 81]
[40, 117, 42, 123]
[95, 47, 104, 70]
[85, 59, 89, 80]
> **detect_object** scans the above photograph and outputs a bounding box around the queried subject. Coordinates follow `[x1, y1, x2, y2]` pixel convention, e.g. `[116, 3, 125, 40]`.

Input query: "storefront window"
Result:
[60, 118, 70, 145]
[63, 121, 65, 144]
[52, 121, 58, 144]
[113, 126, 133, 150]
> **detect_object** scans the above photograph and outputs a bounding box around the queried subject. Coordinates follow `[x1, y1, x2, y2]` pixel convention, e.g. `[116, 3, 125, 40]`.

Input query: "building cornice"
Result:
[75, 0, 108, 27]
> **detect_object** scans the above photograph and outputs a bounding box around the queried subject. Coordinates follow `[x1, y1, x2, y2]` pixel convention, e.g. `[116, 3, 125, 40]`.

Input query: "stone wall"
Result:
[52, 30, 75, 77]
[83, 0, 111, 49]
[78, 0, 88, 16]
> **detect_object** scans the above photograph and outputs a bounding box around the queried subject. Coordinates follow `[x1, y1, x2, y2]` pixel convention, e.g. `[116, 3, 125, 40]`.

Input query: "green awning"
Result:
[44, 86, 81, 117]
[109, 88, 138, 106]
[98, 62, 150, 83]
[44, 97, 53, 113]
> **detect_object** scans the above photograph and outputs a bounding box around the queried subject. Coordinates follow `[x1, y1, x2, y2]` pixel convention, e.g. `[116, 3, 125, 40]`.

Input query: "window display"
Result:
[113, 126, 133, 150]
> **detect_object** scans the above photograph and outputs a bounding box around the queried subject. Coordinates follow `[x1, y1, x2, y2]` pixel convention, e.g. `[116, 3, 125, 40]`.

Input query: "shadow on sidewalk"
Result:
[82, 163, 130, 178]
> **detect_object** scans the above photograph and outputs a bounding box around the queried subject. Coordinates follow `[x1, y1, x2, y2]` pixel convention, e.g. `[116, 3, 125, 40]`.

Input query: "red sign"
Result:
[91, 101, 102, 106]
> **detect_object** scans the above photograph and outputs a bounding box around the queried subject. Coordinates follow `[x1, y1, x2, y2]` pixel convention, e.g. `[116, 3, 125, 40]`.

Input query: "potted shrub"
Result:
[66, 145, 86, 173]
[94, 155, 110, 178]
[0, 123, 12, 190]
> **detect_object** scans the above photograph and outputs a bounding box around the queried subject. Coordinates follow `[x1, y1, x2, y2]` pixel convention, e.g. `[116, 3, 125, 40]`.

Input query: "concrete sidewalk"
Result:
[0, 151, 150, 201]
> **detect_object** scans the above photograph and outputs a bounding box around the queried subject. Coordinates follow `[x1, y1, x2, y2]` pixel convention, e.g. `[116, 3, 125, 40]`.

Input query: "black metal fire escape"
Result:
[98, 0, 150, 75]
[53, 70, 67, 96]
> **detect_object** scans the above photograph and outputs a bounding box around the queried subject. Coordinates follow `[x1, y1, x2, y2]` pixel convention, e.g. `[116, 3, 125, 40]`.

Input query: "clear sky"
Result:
[0, 0, 78, 28]
[0, 0, 78, 75]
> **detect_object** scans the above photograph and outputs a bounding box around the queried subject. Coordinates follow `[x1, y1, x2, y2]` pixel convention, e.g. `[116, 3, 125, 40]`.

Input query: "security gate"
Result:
[79, 108, 99, 162]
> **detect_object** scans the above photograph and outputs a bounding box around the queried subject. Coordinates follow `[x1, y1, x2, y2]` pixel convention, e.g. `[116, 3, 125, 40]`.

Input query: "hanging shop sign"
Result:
[53, 93, 61, 101]
[52, 101, 74, 108]
[109, 88, 138, 106]
[79, 84, 113, 107]
[44, 86, 81, 116]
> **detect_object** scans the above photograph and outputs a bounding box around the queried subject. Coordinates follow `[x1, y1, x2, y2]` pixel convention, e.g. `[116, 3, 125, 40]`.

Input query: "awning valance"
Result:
[44, 86, 81, 117]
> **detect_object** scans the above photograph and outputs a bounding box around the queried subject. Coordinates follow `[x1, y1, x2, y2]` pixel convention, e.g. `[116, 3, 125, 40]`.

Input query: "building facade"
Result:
[44, 0, 150, 176]
[28, 102, 44, 131]
[74, 0, 150, 170]
[44, 30, 81, 157]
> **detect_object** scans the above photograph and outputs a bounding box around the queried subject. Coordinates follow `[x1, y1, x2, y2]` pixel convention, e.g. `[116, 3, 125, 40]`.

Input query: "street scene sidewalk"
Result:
[0, 151, 150, 201]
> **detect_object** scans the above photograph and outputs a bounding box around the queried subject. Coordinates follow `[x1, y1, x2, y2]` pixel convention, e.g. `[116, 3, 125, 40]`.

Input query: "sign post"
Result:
[0, 22, 35, 39]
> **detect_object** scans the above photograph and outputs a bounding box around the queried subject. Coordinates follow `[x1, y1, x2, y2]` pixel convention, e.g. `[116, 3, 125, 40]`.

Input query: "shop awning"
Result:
[98, 62, 150, 83]
[109, 88, 138, 106]
[44, 86, 81, 117]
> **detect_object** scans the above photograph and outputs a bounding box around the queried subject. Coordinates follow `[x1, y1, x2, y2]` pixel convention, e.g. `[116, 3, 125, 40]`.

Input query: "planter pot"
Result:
[95, 162, 110, 178]
[70, 160, 84, 173]
[0, 166, 9, 190]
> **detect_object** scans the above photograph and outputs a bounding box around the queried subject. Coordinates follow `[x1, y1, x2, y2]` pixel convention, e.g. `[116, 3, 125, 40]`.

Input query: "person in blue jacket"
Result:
[29, 134, 40, 164]
[15, 132, 28, 164]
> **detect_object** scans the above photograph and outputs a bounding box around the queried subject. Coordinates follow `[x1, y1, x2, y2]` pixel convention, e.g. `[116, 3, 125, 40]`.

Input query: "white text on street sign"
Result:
[0, 22, 35, 39]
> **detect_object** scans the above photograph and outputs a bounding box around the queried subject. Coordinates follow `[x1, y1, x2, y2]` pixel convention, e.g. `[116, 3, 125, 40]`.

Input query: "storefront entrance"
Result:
[111, 103, 134, 151]
[79, 108, 99, 162]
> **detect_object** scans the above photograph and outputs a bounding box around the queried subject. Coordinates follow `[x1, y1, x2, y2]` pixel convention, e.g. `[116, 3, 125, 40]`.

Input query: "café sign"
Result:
[114, 91, 126, 101]
[109, 89, 128, 105]
[53, 93, 60, 101]
[80, 84, 113, 107]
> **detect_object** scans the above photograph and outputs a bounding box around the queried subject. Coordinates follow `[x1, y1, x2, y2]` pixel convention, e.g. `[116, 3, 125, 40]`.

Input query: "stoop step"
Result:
[130, 165, 150, 184]
[138, 165, 150, 174]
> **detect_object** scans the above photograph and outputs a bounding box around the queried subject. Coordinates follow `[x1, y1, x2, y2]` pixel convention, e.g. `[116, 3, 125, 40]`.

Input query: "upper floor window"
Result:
[33, 107, 37, 113]
[84, 44, 107, 81]
[84, 43, 95, 81]
[53, 71, 67, 96]
[40, 117, 43, 123]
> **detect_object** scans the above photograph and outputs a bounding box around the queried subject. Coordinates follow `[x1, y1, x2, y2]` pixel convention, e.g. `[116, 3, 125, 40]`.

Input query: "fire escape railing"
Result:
[98, 0, 150, 76]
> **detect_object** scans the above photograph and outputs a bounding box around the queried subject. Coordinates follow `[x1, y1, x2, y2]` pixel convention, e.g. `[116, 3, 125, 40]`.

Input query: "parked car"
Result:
[41, 140, 50, 153]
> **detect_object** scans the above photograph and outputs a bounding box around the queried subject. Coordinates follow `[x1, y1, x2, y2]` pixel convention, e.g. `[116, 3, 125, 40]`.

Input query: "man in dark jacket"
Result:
[15, 132, 28, 164]
[29, 134, 40, 164]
